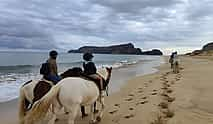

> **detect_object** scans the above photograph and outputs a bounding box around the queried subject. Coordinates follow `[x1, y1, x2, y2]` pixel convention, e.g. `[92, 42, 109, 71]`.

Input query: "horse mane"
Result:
[97, 67, 108, 80]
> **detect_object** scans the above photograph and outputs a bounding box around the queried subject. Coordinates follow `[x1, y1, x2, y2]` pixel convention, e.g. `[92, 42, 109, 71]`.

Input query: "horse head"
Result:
[60, 67, 83, 78]
[97, 67, 112, 90]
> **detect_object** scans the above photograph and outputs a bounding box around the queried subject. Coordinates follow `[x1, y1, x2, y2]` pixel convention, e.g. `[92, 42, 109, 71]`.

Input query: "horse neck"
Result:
[101, 68, 112, 87]
[105, 71, 111, 85]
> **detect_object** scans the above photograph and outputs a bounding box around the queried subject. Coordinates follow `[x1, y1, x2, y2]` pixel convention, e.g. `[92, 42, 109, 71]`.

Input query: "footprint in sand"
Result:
[124, 114, 135, 119]
[109, 110, 118, 114]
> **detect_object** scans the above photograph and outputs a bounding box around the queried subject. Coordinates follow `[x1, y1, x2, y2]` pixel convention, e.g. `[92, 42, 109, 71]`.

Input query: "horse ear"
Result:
[106, 67, 112, 71]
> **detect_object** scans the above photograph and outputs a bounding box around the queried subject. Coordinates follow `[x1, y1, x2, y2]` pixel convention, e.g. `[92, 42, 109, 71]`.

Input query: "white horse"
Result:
[20, 67, 112, 124]
[172, 55, 180, 73]
[18, 67, 83, 124]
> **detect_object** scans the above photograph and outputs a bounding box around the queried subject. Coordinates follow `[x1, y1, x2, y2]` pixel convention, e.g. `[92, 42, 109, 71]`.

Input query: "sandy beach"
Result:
[1, 56, 213, 124]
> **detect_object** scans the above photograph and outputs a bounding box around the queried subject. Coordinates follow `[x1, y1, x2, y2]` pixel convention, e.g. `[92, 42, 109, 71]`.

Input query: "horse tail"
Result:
[18, 88, 26, 124]
[24, 85, 61, 124]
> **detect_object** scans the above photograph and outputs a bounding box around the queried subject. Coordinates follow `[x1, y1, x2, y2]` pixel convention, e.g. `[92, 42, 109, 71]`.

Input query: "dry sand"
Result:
[1, 56, 213, 124]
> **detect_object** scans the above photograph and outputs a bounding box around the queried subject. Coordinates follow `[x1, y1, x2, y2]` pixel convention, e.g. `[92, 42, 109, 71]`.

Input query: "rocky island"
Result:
[187, 42, 213, 56]
[68, 43, 163, 55]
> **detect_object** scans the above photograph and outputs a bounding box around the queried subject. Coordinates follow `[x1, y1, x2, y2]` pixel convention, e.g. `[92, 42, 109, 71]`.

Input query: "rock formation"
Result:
[68, 43, 163, 55]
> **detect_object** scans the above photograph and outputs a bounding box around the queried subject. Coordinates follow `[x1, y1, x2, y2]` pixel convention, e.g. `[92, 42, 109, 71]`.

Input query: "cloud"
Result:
[0, 0, 212, 54]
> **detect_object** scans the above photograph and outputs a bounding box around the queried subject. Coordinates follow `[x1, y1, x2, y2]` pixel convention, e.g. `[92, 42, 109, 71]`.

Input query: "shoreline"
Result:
[0, 56, 164, 103]
[0, 57, 165, 124]
[2, 56, 213, 124]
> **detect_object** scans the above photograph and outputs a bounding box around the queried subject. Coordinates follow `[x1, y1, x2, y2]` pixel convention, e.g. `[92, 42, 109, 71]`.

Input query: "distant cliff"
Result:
[187, 42, 213, 56]
[68, 43, 163, 55]
[141, 49, 163, 55]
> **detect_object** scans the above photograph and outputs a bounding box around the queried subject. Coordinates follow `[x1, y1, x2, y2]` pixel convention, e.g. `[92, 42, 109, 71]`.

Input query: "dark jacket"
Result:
[83, 61, 97, 75]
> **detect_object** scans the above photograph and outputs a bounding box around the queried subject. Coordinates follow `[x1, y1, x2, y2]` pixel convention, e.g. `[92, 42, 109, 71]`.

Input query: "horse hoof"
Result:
[96, 116, 101, 122]
[94, 109, 99, 114]
[82, 113, 88, 118]
[89, 120, 96, 124]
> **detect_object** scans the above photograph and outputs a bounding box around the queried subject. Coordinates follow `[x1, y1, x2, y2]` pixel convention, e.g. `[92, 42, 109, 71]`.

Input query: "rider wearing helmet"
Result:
[81, 52, 101, 117]
[46, 50, 61, 84]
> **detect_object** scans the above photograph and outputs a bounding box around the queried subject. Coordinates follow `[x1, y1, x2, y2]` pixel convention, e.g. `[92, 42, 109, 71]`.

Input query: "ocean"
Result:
[0, 52, 164, 102]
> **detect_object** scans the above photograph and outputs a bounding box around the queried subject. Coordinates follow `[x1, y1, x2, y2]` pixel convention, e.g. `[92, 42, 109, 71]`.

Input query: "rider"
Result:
[45, 50, 61, 84]
[169, 52, 175, 68]
[81, 52, 101, 117]
[169, 51, 178, 68]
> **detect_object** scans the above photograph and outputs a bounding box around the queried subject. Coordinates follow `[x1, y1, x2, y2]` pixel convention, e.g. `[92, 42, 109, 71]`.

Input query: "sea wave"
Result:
[0, 65, 35, 70]
[0, 58, 157, 103]
[99, 59, 148, 69]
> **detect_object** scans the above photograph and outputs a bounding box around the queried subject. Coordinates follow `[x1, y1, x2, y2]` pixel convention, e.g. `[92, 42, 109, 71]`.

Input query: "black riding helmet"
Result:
[49, 50, 58, 58]
[83, 53, 94, 61]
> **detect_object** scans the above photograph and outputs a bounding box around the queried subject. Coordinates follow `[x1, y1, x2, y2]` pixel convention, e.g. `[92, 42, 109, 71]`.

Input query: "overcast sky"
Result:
[0, 0, 213, 54]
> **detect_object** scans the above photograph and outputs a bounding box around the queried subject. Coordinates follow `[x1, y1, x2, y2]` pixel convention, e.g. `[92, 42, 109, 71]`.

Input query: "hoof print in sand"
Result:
[159, 102, 168, 109]
[141, 96, 147, 99]
[114, 104, 120, 107]
[166, 97, 175, 102]
[124, 114, 135, 119]
[129, 107, 134, 111]
[151, 92, 158, 95]
[161, 93, 169, 97]
[128, 94, 134, 97]
[163, 109, 175, 118]
[166, 89, 173, 93]
[109, 110, 118, 114]
[125, 98, 133, 101]
[136, 100, 148, 105]
[161, 87, 168, 90]
[138, 90, 143, 93]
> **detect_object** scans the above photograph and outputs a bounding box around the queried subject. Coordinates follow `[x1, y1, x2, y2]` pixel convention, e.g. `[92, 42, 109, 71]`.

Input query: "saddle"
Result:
[80, 74, 106, 91]
[33, 79, 54, 103]
[32, 70, 105, 103]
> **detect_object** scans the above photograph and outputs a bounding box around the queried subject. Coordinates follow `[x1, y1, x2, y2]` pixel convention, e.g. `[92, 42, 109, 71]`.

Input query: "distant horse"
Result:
[172, 56, 180, 73]
[18, 67, 83, 124]
[22, 67, 112, 124]
[169, 57, 174, 69]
